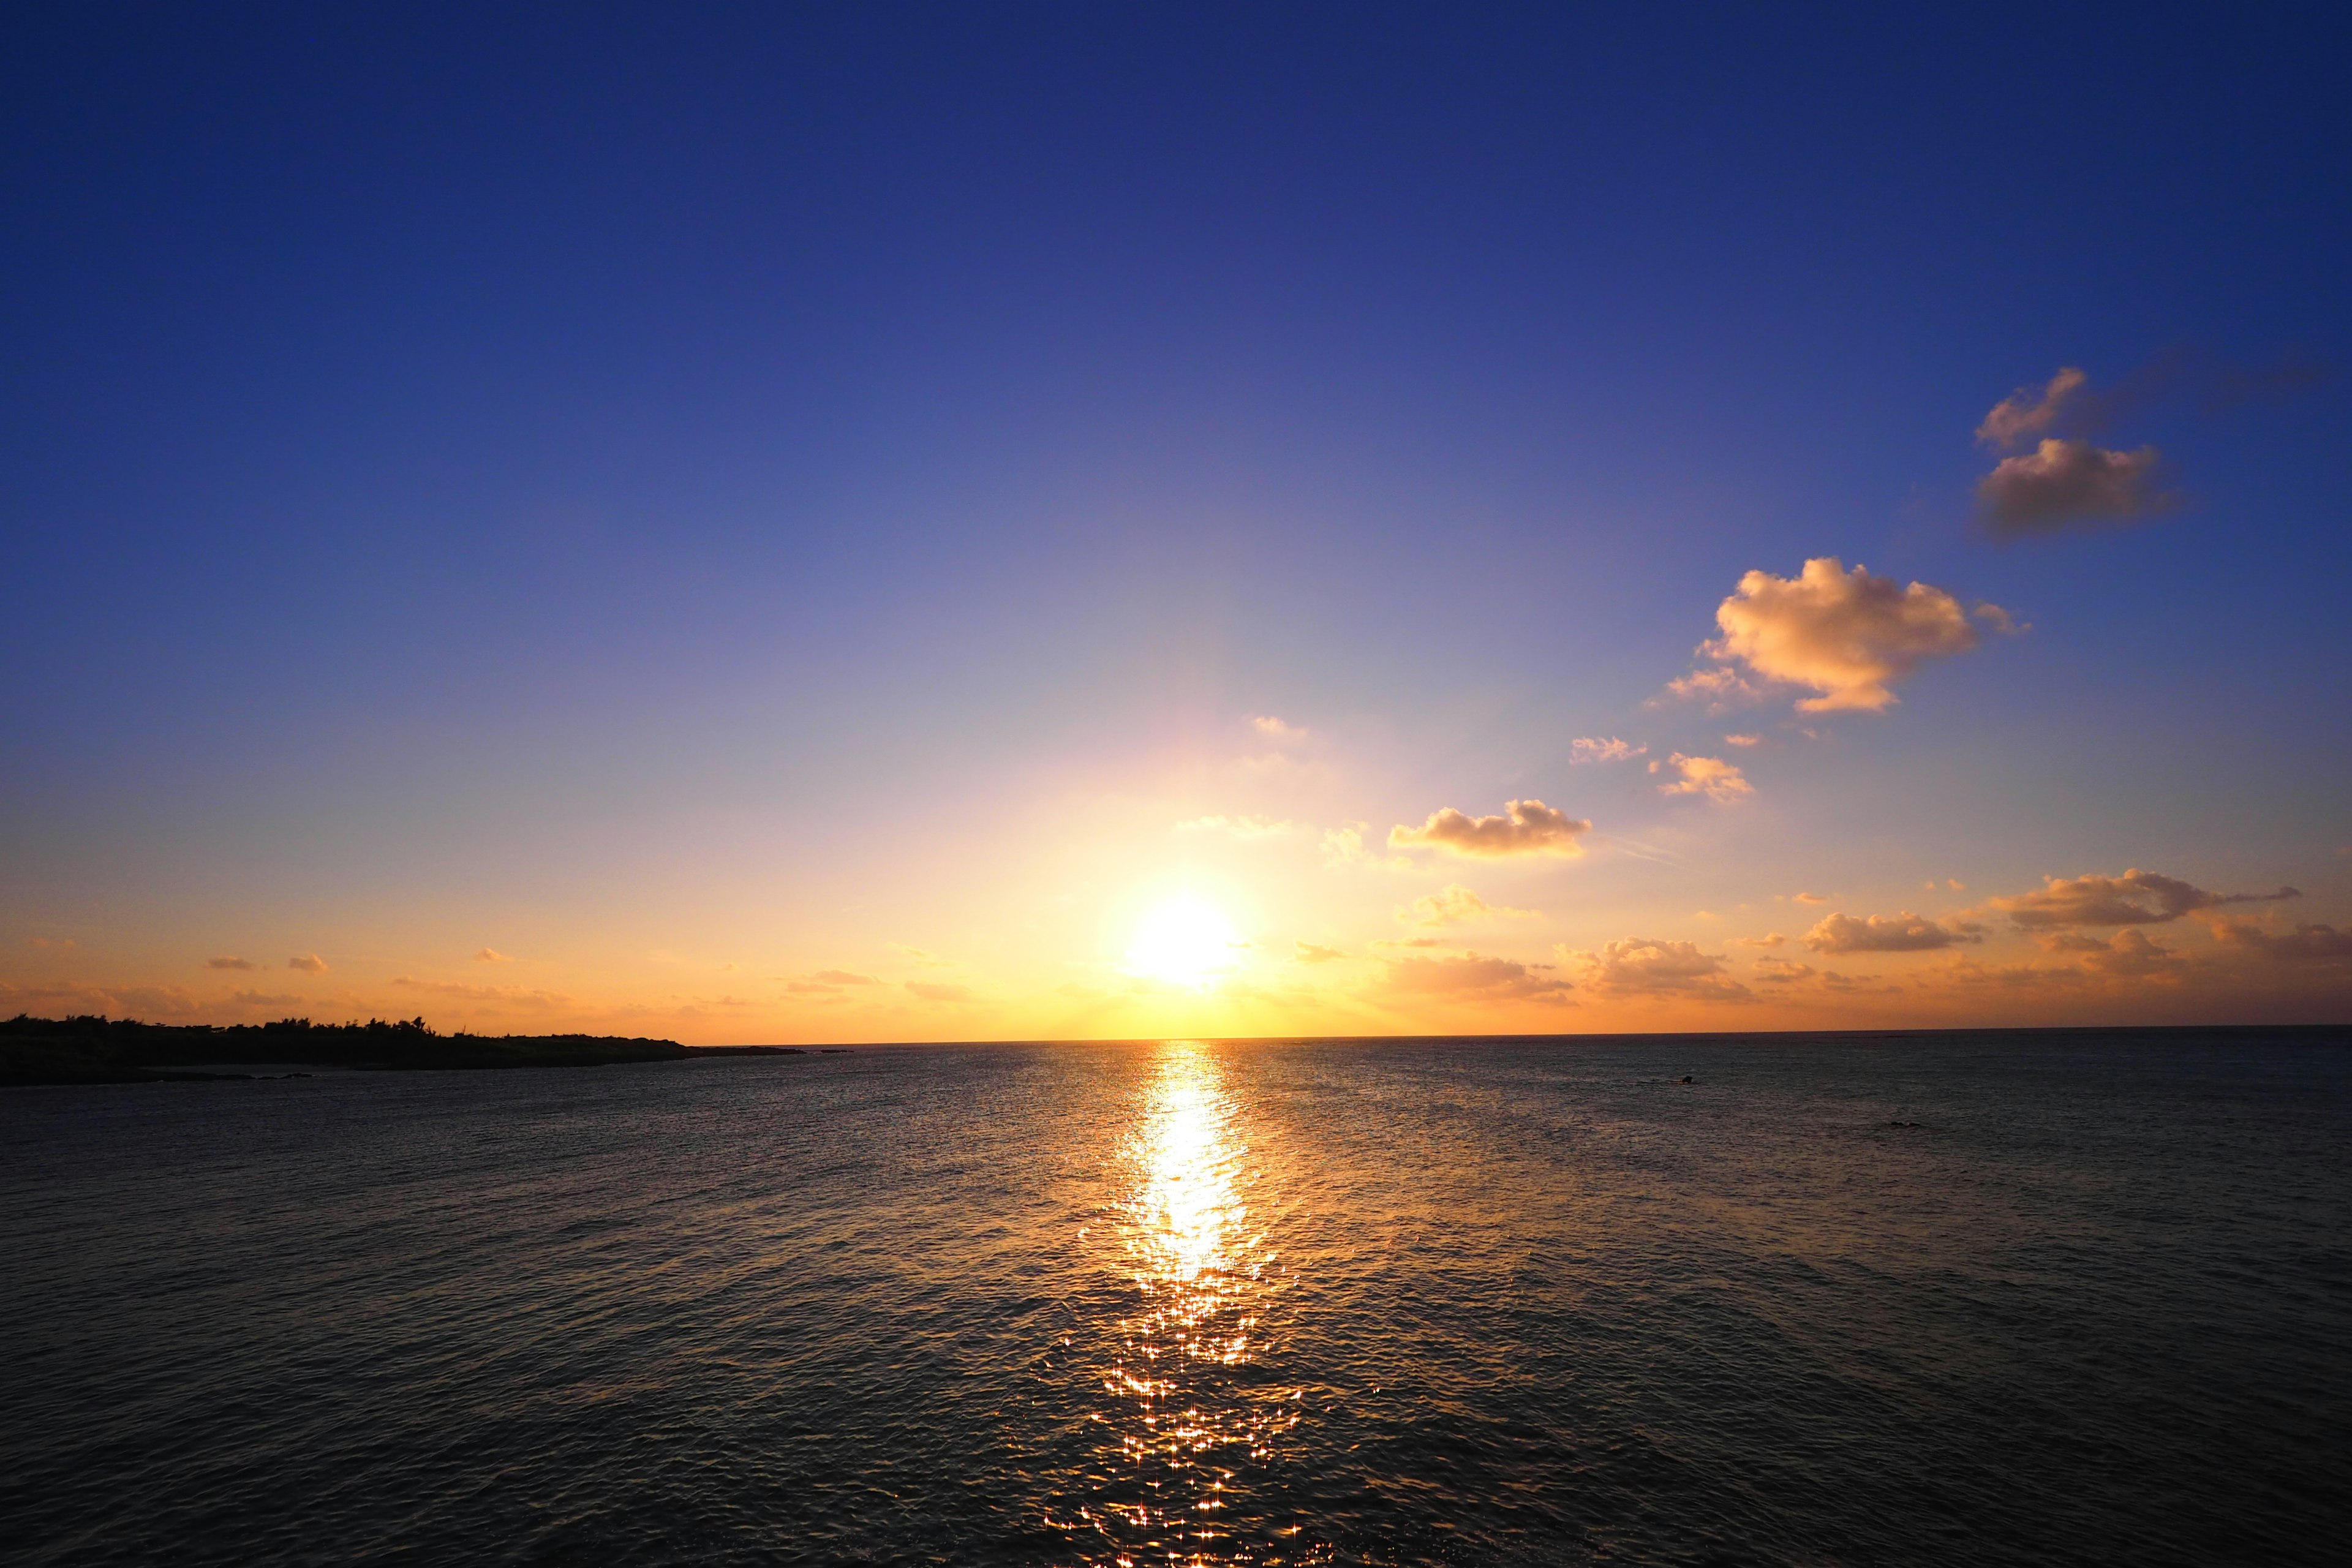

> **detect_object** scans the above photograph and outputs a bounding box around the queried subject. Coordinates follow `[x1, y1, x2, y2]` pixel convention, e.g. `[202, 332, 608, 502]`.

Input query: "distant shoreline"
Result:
[0, 1014, 841, 1088]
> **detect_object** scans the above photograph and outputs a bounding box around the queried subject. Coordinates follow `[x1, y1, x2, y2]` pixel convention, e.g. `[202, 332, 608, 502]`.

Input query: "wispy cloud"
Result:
[1251, 715, 1307, 743]
[1570, 736, 1646, 764]
[1403, 884, 1537, 928]
[206, 956, 256, 970]
[1378, 952, 1572, 1001]
[1293, 941, 1347, 964]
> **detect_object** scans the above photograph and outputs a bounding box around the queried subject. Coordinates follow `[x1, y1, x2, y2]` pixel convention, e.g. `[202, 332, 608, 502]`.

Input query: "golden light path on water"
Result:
[1057, 1042, 1307, 1566]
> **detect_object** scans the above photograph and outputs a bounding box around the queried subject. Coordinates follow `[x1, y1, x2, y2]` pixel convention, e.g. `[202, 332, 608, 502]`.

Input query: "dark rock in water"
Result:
[1678, 1075, 1694, 1084]
[1888, 1118, 1923, 1129]
[820, 1048, 851, 1054]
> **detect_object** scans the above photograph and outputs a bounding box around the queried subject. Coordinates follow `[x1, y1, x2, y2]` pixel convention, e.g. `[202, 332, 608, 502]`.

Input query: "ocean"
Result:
[2, 1031, 2345, 1565]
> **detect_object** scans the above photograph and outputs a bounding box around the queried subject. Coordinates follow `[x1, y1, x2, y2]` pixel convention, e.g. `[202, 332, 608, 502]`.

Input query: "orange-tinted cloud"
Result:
[1977, 367, 2089, 451]
[474, 948, 513, 963]
[1293, 941, 1346, 964]
[1403, 884, 1537, 927]
[206, 956, 256, 970]
[1570, 736, 1646, 764]
[1390, 799, 1590, 858]
[288, 953, 328, 973]
[2209, 920, 2352, 960]
[1686, 558, 1988, 714]
[1993, 869, 2297, 927]
[1378, 952, 1571, 1000]
[1559, 937, 1751, 1000]
[1804, 911, 1980, 953]
[1657, 753, 1751, 802]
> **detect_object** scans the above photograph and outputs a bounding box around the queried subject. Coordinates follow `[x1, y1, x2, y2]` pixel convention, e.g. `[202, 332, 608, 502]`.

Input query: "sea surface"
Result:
[2, 1031, 2346, 1566]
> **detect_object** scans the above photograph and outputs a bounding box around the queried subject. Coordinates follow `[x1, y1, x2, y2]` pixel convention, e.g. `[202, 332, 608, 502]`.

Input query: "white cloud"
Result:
[1559, 937, 1752, 1001]
[1570, 736, 1646, 764]
[1683, 557, 1984, 714]
[1390, 799, 1591, 858]
[1657, 753, 1751, 802]
[1804, 911, 1980, 953]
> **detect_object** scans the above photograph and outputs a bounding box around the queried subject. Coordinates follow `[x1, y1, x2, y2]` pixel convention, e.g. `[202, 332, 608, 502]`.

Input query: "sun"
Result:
[1126, 897, 1242, 991]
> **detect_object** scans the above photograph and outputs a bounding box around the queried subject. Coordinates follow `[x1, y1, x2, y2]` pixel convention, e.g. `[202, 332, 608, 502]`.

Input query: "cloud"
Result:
[1251, 715, 1306, 743]
[1752, 958, 1815, 982]
[1294, 941, 1347, 964]
[1661, 665, 1771, 714]
[1993, 869, 2298, 928]
[1978, 439, 2166, 535]
[810, 969, 880, 986]
[1403, 884, 1537, 928]
[1724, 733, 1761, 747]
[1977, 367, 2090, 451]
[1686, 558, 1985, 714]
[1734, 933, 1787, 948]
[2209, 920, 2352, 962]
[906, 981, 974, 1003]
[391, 976, 575, 1006]
[2078, 929, 2185, 978]
[892, 944, 956, 967]
[1570, 736, 1646, 764]
[288, 953, 328, 973]
[1176, 813, 1297, 839]
[1378, 952, 1572, 1001]
[1559, 937, 1752, 1000]
[1390, 799, 1591, 858]
[1657, 753, 1751, 802]
[474, 948, 513, 963]
[1804, 911, 1980, 953]
[1792, 892, 1828, 905]
[227, 990, 306, 1008]
[206, 956, 257, 970]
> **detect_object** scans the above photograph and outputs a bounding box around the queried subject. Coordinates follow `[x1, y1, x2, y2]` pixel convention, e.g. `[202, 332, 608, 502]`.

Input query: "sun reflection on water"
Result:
[1055, 1042, 1308, 1566]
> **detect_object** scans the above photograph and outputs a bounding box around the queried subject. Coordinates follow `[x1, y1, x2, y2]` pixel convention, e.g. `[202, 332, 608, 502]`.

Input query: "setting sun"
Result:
[1125, 899, 1242, 991]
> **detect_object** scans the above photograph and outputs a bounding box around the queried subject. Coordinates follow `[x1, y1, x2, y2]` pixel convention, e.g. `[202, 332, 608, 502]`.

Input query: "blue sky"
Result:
[5, 4, 2348, 1038]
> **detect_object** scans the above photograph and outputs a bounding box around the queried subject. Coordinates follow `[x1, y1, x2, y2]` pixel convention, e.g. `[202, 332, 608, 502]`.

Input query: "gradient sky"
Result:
[6, 4, 2349, 1041]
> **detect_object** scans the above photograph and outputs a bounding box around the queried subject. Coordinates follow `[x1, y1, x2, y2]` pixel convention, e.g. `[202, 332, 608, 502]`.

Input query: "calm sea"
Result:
[2, 1033, 2346, 1565]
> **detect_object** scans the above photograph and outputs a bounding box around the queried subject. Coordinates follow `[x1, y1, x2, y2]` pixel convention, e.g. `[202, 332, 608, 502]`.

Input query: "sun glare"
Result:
[1126, 898, 1242, 991]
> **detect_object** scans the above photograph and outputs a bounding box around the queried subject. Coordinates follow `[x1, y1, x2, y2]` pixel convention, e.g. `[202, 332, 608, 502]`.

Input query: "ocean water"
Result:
[2, 1032, 2346, 1566]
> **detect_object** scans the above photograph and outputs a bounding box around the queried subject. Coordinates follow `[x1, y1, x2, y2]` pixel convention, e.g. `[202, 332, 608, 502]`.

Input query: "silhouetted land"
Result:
[1, 1014, 698, 1086]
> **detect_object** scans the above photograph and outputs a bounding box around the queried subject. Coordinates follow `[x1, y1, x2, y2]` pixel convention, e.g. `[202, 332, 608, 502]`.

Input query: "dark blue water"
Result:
[3, 1033, 2346, 1565]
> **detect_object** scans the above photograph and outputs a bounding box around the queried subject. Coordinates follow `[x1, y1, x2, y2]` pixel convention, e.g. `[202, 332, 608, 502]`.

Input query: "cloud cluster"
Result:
[1974, 368, 2168, 535]
[1570, 736, 1646, 764]
[1379, 952, 1572, 1001]
[1681, 558, 1992, 714]
[1656, 753, 1751, 803]
[1993, 869, 2297, 927]
[1403, 884, 1537, 928]
[2210, 920, 2352, 961]
[1804, 911, 1980, 953]
[1559, 937, 1751, 1001]
[1390, 799, 1591, 858]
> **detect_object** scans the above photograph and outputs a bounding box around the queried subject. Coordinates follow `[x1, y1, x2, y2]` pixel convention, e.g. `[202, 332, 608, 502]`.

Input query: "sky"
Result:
[4, 3, 2349, 1042]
